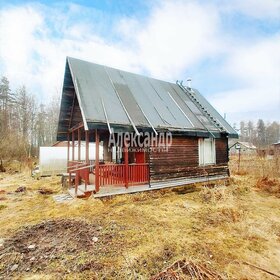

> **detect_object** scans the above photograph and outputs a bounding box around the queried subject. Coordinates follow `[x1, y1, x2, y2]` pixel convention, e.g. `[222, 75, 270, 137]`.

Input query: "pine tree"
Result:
[257, 119, 266, 147]
[0, 76, 14, 133]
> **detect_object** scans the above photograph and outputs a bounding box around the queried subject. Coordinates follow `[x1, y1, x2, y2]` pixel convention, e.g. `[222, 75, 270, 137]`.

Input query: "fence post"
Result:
[238, 148, 241, 173]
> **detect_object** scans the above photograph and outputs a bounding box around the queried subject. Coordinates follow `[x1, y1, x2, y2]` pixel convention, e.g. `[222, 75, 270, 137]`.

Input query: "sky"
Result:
[0, 0, 279, 126]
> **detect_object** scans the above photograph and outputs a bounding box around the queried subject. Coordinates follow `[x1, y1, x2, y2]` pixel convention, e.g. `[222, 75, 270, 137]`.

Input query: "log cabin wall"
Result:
[215, 137, 228, 164]
[149, 136, 229, 182]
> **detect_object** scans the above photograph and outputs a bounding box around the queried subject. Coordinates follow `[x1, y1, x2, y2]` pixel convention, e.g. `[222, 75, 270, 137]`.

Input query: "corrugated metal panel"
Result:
[123, 72, 174, 127]
[106, 68, 149, 127]
[147, 78, 193, 128]
[165, 83, 206, 129]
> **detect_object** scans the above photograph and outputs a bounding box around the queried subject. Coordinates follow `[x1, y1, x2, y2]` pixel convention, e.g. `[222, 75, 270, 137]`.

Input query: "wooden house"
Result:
[57, 57, 238, 197]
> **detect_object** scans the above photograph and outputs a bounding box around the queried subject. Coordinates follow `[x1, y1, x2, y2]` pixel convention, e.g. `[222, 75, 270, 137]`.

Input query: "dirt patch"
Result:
[255, 177, 280, 197]
[0, 218, 124, 278]
[37, 188, 56, 195]
[15, 186, 26, 193]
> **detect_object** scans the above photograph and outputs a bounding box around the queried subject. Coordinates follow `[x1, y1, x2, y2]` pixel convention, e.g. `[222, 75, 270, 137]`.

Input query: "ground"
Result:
[0, 157, 279, 279]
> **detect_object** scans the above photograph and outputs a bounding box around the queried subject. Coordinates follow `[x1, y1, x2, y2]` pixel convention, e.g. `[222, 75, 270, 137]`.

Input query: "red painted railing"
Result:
[68, 161, 149, 190]
[128, 164, 149, 184]
[98, 163, 149, 186]
[68, 160, 95, 172]
[68, 161, 90, 189]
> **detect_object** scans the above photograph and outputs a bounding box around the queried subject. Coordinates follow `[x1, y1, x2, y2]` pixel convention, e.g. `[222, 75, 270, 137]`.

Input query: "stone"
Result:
[10, 264, 18, 271]
[28, 244, 36, 250]
[183, 202, 188, 208]
[92, 236, 98, 243]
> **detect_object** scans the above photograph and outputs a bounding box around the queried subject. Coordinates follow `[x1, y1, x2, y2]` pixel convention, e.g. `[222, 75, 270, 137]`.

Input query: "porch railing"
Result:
[68, 161, 149, 191]
[68, 160, 95, 172]
[98, 163, 149, 186]
[68, 161, 92, 190]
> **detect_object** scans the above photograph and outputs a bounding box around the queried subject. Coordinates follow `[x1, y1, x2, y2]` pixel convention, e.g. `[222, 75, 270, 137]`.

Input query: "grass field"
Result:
[0, 156, 279, 279]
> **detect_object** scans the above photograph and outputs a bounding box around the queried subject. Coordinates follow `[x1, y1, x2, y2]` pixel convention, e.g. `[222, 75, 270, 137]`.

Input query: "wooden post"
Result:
[78, 127, 81, 161]
[67, 132, 70, 170]
[85, 130, 89, 190]
[124, 140, 129, 188]
[67, 132, 71, 187]
[238, 148, 241, 174]
[72, 130, 78, 194]
[72, 130, 75, 162]
[85, 130, 89, 163]
[95, 129, 100, 193]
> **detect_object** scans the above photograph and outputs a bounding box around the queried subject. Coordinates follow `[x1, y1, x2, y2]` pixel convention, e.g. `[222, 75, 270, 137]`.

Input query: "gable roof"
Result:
[57, 57, 238, 140]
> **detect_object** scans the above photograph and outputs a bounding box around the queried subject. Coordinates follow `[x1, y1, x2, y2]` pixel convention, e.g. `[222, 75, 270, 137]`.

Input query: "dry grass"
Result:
[0, 156, 280, 279]
[255, 177, 280, 197]
[229, 154, 280, 178]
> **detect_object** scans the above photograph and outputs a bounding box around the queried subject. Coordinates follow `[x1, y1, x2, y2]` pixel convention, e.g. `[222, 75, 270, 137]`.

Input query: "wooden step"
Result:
[78, 184, 95, 194]
[68, 187, 87, 198]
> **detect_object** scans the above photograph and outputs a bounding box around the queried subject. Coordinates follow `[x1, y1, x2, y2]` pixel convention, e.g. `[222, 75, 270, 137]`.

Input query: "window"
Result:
[199, 138, 216, 165]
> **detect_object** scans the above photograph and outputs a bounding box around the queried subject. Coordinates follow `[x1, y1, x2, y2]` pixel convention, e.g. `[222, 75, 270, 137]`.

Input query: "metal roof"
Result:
[57, 57, 238, 140]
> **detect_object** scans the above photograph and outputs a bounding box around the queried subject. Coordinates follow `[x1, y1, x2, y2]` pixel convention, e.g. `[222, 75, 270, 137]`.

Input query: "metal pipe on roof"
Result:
[186, 77, 192, 89]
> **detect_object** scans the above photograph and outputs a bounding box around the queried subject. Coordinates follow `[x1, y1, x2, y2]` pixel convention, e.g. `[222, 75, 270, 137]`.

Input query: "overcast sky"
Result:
[0, 0, 279, 125]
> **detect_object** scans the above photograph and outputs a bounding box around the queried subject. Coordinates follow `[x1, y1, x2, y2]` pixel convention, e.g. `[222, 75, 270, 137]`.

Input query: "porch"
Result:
[68, 174, 229, 198]
[66, 123, 150, 197]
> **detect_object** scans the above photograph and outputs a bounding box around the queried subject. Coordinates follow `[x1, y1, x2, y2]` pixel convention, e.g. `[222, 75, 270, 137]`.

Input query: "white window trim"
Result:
[198, 138, 216, 166]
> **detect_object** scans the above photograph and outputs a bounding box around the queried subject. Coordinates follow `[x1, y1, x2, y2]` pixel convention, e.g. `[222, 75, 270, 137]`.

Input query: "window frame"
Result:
[198, 138, 216, 166]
